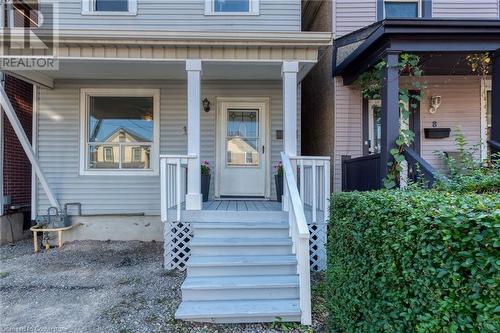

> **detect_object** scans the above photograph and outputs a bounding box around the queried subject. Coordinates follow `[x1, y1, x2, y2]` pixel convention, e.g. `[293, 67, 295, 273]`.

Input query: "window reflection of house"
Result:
[91, 128, 151, 169]
[227, 137, 259, 166]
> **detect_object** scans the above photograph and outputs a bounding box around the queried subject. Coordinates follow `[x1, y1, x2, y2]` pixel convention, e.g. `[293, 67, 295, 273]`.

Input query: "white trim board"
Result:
[79, 88, 161, 176]
[215, 97, 271, 199]
[481, 78, 492, 160]
[31, 85, 38, 219]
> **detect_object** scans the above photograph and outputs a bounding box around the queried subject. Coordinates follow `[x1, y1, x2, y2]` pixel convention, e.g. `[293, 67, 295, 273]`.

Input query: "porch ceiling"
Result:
[6, 59, 312, 88]
[333, 19, 500, 85]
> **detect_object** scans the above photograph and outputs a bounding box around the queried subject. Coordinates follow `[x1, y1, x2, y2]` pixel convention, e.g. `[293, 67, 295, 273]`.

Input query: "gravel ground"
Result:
[0, 240, 327, 333]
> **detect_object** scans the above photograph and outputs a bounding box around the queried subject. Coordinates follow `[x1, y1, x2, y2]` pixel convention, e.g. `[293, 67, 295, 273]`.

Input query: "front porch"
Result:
[0, 31, 332, 325]
[333, 19, 500, 190]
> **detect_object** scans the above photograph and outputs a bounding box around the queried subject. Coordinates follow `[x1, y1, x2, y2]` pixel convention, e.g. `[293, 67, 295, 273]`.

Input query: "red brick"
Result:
[3, 75, 32, 208]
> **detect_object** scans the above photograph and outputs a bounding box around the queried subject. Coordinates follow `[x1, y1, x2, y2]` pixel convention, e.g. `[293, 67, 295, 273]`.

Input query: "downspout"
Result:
[0, 84, 60, 210]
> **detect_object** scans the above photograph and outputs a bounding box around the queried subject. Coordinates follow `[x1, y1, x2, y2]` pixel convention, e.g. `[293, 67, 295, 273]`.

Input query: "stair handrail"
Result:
[160, 154, 196, 223]
[281, 152, 312, 325]
[403, 148, 438, 188]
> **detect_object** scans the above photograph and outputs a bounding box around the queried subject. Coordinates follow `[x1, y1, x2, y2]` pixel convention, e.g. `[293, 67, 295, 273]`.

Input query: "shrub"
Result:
[327, 190, 500, 332]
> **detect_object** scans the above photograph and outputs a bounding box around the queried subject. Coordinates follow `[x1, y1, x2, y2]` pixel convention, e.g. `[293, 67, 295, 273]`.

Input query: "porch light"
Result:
[429, 95, 442, 114]
[202, 98, 211, 113]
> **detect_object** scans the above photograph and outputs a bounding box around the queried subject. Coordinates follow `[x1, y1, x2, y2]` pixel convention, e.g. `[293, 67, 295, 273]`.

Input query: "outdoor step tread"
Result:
[175, 299, 301, 319]
[187, 255, 297, 267]
[182, 275, 299, 290]
[192, 222, 289, 229]
[190, 238, 292, 246]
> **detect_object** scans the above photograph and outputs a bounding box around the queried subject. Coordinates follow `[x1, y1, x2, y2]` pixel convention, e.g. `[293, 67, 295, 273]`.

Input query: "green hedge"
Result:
[327, 190, 500, 332]
[434, 167, 500, 194]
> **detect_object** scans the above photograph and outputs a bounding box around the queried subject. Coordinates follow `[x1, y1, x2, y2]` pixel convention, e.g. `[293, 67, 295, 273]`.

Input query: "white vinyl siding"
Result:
[432, 0, 499, 18]
[56, 0, 301, 32]
[36, 80, 299, 215]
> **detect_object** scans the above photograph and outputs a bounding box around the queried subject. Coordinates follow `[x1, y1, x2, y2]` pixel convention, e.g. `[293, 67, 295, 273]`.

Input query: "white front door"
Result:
[217, 99, 268, 197]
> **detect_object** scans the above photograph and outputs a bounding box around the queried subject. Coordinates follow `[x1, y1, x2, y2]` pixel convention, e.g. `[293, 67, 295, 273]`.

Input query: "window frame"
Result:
[384, 0, 422, 19]
[205, 0, 259, 16]
[81, 0, 137, 16]
[103, 146, 115, 162]
[79, 88, 160, 176]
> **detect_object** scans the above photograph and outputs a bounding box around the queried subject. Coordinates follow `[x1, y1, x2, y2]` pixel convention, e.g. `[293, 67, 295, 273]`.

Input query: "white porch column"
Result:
[185, 59, 203, 210]
[282, 61, 299, 156]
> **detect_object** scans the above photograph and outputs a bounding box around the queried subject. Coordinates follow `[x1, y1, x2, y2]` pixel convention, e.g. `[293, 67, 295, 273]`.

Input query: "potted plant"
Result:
[274, 161, 284, 202]
[201, 161, 211, 202]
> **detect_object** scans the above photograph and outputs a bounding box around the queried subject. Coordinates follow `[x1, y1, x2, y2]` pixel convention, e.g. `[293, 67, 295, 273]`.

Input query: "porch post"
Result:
[185, 59, 203, 210]
[380, 50, 401, 181]
[490, 49, 500, 156]
[282, 61, 299, 156]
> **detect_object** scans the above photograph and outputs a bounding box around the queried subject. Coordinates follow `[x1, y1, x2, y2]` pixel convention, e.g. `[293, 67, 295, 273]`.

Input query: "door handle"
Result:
[262, 145, 265, 154]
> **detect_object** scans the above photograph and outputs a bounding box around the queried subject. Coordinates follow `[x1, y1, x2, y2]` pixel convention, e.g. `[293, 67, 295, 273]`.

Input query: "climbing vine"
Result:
[466, 53, 492, 76]
[357, 53, 425, 189]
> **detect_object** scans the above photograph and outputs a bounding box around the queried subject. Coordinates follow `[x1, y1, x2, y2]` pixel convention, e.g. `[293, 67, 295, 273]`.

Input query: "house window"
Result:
[103, 147, 114, 162]
[384, 0, 421, 18]
[132, 147, 142, 162]
[82, 0, 137, 15]
[80, 89, 160, 175]
[205, 0, 259, 15]
[95, 0, 128, 12]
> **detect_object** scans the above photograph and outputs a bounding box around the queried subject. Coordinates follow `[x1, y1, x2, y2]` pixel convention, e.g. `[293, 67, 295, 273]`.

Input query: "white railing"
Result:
[160, 155, 196, 223]
[281, 152, 312, 325]
[289, 156, 331, 224]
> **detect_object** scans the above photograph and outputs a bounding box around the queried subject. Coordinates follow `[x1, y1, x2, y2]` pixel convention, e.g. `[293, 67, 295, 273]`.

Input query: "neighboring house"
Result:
[0, 0, 331, 325]
[302, 0, 499, 192]
[0, 0, 35, 244]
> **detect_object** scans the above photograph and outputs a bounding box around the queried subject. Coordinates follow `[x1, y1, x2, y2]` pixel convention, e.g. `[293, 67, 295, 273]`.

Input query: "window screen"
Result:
[385, 1, 419, 18]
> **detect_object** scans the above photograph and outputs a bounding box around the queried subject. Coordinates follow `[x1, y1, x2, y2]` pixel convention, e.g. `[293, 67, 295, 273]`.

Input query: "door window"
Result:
[226, 109, 259, 167]
[368, 100, 382, 154]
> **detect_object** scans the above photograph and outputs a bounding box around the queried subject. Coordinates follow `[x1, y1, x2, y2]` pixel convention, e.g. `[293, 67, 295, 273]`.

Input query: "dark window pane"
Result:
[214, 0, 249, 12]
[88, 96, 154, 143]
[385, 2, 418, 18]
[95, 0, 128, 12]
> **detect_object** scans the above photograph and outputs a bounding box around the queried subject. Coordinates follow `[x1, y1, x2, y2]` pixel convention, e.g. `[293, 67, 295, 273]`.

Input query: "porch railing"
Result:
[403, 148, 438, 188]
[160, 155, 195, 223]
[289, 156, 331, 224]
[281, 152, 315, 325]
[342, 154, 381, 191]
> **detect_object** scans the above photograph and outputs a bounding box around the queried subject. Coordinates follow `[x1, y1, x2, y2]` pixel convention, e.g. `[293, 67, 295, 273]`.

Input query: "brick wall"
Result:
[3, 75, 33, 209]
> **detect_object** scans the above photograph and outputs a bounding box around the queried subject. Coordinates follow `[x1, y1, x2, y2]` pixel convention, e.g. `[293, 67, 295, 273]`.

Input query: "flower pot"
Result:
[275, 174, 283, 202]
[201, 174, 211, 202]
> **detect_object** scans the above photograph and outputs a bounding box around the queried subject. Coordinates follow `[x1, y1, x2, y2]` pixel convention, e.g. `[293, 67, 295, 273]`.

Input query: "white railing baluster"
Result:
[160, 158, 167, 223]
[324, 161, 330, 224]
[176, 160, 182, 222]
[312, 160, 317, 223]
[159, 155, 197, 223]
[300, 159, 304, 205]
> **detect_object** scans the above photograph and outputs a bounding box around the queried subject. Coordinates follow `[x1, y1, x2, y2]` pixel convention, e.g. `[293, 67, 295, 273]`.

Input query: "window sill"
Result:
[81, 11, 137, 16]
[80, 169, 158, 176]
[204, 11, 259, 16]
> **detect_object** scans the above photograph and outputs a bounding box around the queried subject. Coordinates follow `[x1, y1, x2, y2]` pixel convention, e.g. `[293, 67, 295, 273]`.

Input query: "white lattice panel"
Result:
[309, 222, 327, 272]
[163, 221, 327, 272]
[164, 221, 193, 271]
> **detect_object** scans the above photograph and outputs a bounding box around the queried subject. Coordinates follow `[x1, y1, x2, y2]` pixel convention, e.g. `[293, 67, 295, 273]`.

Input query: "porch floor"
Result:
[202, 200, 282, 212]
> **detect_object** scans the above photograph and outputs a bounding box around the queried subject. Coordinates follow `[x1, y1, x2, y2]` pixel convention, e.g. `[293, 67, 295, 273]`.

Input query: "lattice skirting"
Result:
[163, 221, 328, 272]
[308, 222, 327, 272]
[164, 221, 193, 271]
